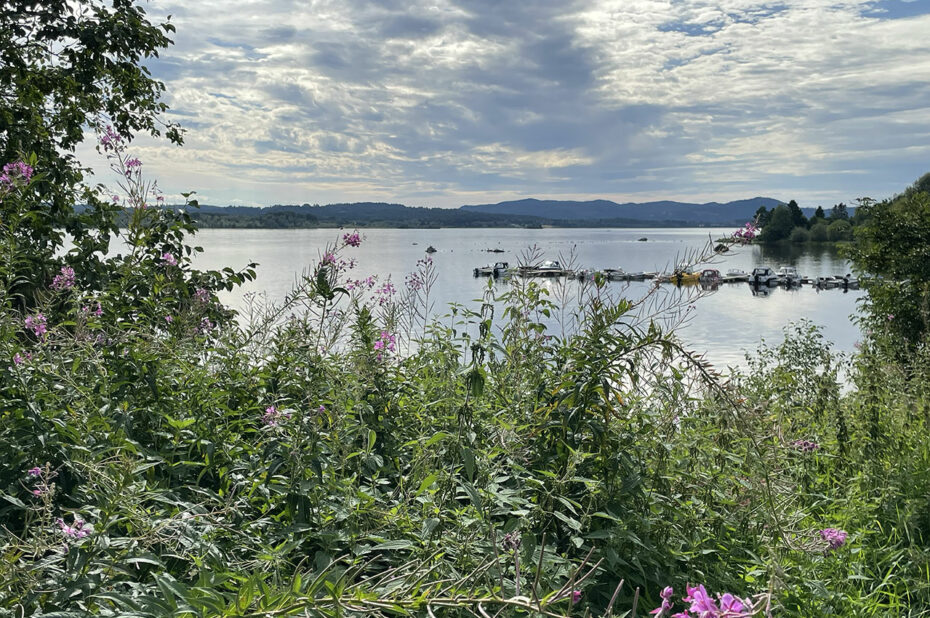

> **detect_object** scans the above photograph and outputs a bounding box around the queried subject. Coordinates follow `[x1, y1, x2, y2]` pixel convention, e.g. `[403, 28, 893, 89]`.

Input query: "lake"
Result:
[189, 227, 864, 370]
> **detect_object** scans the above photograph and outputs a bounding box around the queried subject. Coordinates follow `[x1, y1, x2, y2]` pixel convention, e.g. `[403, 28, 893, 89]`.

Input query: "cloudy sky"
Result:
[85, 0, 930, 208]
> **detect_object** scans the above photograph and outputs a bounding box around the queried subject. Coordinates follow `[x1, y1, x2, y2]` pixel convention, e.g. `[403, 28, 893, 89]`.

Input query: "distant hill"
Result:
[460, 197, 782, 225]
[141, 197, 786, 228]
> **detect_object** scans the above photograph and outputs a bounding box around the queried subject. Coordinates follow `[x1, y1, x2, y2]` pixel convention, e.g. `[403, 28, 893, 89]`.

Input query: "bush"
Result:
[810, 221, 829, 242]
[827, 219, 853, 241]
[790, 226, 811, 243]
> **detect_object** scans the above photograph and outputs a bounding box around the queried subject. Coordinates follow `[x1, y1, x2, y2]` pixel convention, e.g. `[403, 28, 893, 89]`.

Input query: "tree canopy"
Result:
[0, 0, 181, 307]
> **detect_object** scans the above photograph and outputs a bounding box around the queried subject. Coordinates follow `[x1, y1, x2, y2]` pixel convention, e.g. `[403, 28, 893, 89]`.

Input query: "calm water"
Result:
[189, 228, 863, 370]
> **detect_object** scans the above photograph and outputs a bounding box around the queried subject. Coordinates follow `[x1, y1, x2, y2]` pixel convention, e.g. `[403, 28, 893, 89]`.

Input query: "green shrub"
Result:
[790, 226, 811, 243]
[827, 219, 853, 241]
[810, 221, 829, 242]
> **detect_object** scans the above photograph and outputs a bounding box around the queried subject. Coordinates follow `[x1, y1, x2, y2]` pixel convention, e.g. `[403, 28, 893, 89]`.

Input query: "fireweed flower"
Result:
[262, 406, 292, 427]
[684, 585, 720, 617]
[820, 528, 848, 550]
[196, 317, 214, 334]
[791, 439, 820, 453]
[56, 517, 90, 539]
[194, 287, 210, 304]
[13, 352, 24, 365]
[373, 331, 396, 361]
[164, 315, 173, 324]
[0, 161, 35, 190]
[342, 231, 362, 247]
[27, 466, 42, 477]
[161, 252, 178, 266]
[51, 266, 76, 291]
[25, 313, 47, 338]
[651, 587, 675, 616]
[99, 125, 123, 151]
[571, 590, 582, 605]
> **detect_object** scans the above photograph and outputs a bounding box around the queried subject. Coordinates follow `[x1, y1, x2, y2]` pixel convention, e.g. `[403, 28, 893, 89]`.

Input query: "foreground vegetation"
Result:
[4, 3, 930, 615]
[3, 138, 930, 617]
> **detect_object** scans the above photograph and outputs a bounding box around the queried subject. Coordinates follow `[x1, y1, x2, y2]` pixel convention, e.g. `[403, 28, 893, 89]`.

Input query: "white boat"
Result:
[604, 268, 646, 281]
[750, 267, 778, 286]
[776, 266, 801, 286]
[723, 268, 748, 282]
[473, 261, 511, 278]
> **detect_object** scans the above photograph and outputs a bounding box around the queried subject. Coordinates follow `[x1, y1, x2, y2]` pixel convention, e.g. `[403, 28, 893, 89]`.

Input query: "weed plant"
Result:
[1, 137, 929, 617]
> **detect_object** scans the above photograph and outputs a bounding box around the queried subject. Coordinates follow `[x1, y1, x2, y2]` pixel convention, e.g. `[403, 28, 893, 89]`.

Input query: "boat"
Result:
[700, 268, 721, 283]
[574, 268, 599, 281]
[604, 268, 646, 281]
[425, 245, 437, 253]
[519, 260, 572, 278]
[775, 266, 801, 286]
[723, 268, 748, 282]
[840, 274, 859, 289]
[473, 261, 511, 278]
[750, 267, 778, 286]
[815, 276, 839, 289]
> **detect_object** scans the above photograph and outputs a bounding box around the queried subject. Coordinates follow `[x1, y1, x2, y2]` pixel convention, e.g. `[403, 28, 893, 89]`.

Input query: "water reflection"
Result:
[186, 228, 864, 370]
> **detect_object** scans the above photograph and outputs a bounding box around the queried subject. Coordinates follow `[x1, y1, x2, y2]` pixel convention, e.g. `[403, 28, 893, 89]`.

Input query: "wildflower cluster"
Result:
[346, 276, 376, 291]
[25, 465, 54, 497]
[650, 584, 754, 617]
[194, 288, 210, 304]
[262, 405, 292, 427]
[732, 222, 758, 243]
[99, 125, 123, 152]
[791, 439, 819, 452]
[25, 313, 47, 339]
[374, 281, 396, 306]
[0, 160, 34, 192]
[162, 252, 178, 267]
[342, 231, 362, 247]
[57, 517, 91, 539]
[373, 331, 396, 361]
[820, 528, 848, 550]
[81, 302, 103, 318]
[50, 266, 76, 291]
[405, 256, 433, 291]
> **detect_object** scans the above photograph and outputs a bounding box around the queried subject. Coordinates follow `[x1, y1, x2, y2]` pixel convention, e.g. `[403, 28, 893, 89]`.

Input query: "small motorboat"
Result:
[776, 266, 801, 286]
[750, 267, 778, 286]
[473, 261, 511, 278]
[723, 268, 748, 282]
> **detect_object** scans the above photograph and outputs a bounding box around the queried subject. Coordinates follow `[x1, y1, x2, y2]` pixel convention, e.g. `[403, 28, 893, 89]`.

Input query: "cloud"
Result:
[77, 0, 930, 208]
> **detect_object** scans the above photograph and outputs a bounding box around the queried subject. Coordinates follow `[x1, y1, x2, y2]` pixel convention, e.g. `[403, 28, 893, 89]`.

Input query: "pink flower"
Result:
[25, 313, 47, 338]
[99, 125, 123, 151]
[820, 528, 848, 550]
[684, 585, 719, 618]
[27, 466, 42, 477]
[0, 161, 34, 189]
[194, 287, 210, 303]
[56, 517, 90, 539]
[196, 317, 214, 334]
[162, 252, 178, 266]
[343, 231, 362, 247]
[718, 593, 748, 617]
[51, 266, 76, 291]
[571, 590, 582, 605]
[13, 353, 24, 365]
[164, 315, 173, 324]
[262, 405, 292, 427]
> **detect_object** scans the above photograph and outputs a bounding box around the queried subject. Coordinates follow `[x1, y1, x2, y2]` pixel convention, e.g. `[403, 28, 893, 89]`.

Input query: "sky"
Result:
[81, 0, 930, 209]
